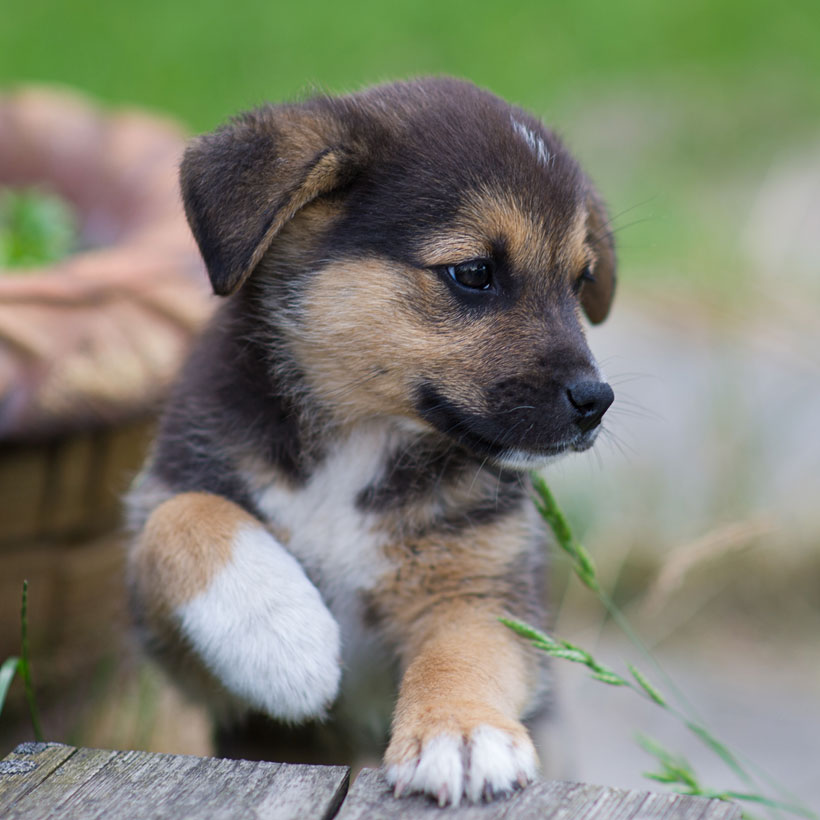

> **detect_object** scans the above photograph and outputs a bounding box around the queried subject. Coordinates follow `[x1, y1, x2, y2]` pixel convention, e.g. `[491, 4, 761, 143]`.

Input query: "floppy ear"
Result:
[581, 189, 616, 324]
[181, 106, 357, 296]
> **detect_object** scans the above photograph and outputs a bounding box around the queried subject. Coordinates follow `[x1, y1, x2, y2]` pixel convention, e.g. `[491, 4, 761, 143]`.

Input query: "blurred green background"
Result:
[2, 0, 819, 296]
[2, 0, 819, 806]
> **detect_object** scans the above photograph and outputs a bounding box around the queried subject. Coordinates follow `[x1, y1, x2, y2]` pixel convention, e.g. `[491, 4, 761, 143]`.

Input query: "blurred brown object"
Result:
[0, 87, 213, 741]
[0, 85, 213, 439]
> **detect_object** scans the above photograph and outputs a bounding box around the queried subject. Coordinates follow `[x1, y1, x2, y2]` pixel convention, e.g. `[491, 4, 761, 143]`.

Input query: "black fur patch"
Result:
[316, 79, 586, 270]
[152, 293, 313, 516]
[356, 437, 526, 534]
[437, 476, 526, 533]
[355, 439, 467, 512]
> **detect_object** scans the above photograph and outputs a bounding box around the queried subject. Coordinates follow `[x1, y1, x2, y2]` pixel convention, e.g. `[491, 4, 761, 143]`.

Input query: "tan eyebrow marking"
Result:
[417, 234, 493, 268]
[420, 189, 591, 277]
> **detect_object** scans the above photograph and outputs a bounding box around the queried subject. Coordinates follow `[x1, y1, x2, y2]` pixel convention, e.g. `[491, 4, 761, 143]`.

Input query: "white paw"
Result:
[176, 524, 341, 721]
[385, 725, 537, 806]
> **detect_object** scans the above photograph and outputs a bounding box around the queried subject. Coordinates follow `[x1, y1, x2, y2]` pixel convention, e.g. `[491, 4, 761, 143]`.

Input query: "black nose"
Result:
[566, 381, 614, 432]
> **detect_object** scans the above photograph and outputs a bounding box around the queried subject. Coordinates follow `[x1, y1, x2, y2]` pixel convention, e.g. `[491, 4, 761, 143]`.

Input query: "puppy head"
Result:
[181, 78, 616, 469]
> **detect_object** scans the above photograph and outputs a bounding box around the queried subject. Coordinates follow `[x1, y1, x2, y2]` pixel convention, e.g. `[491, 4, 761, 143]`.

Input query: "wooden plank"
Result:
[0, 742, 78, 813]
[335, 768, 519, 819]
[0, 745, 349, 820]
[336, 769, 742, 820]
[2, 745, 742, 820]
[500, 778, 743, 819]
[253, 762, 349, 820]
[122, 756, 348, 820]
[4, 747, 118, 820]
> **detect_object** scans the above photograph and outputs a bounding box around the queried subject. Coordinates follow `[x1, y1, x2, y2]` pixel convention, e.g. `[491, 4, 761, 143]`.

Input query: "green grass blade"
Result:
[636, 734, 675, 764]
[529, 477, 815, 818]
[543, 648, 589, 663]
[644, 771, 684, 785]
[531, 473, 600, 591]
[500, 618, 627, 683]
[532, 472, 702, 716]
[498, 617, 555, 646]
[590, 670, 629, 686]
[530, 473, 574, 546]
[720, 792, 819, 820]
[629, 664, 668, 707]
[637, 735, 700, 791]
[685, 721, 750, 786]
[0, 656, 21, 718]
[20, 581, 44, 741]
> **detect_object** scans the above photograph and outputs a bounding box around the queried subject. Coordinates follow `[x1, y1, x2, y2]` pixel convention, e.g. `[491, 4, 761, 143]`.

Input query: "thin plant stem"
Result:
[531, 473, 702, 719]
[20, 580, 44, 742]
[516, 474, 818, 820]
[503, 615, 817, 820]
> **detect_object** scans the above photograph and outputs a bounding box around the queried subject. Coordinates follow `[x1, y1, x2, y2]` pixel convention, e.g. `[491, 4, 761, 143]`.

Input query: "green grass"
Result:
[0, 188, 78, 270]
[503, 476, 819, 820]
[1, 1, 818, 298]
[0, 582, 44, 742]
[2, 0, 817, 130]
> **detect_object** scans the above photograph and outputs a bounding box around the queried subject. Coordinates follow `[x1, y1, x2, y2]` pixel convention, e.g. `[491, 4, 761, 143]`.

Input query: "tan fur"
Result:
[458, 190, 552, 273]
[127, 79, 617, 795]
[295, 256, 440, 420]
[385, 605, 535, 771]
[373, 514, 537, 658]
[296, 247, 587, 426]
[567, 204, 596, 276]
[371, 515, 542, 767]
[377, 514, 529, 599]
[129, 491, 253, 616]
[266, 199, 344, 269]
[456, 189, 600, 292]
[417, 234, 494, 268]
[244, 150, 349, 287]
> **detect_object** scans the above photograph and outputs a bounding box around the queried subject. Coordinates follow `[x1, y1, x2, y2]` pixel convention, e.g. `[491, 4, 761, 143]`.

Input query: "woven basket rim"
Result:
[0, 86, 212, 441]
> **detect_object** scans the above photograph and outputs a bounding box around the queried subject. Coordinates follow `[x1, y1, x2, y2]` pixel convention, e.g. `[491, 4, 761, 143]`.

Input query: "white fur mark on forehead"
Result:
[511, 117, 551, 167]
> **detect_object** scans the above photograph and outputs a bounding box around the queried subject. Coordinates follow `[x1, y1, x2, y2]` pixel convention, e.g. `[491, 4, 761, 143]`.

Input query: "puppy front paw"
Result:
[384, 713, 538, 806]
[177, 524, 342, 721]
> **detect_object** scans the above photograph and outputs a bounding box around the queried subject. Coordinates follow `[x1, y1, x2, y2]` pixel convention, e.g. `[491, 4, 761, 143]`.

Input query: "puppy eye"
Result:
[445, 259, 494, 290]
[573, 264, 596, 295]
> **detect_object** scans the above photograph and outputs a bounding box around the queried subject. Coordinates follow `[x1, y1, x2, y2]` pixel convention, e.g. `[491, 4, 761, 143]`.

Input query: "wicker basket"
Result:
[0, 87, 213, 696]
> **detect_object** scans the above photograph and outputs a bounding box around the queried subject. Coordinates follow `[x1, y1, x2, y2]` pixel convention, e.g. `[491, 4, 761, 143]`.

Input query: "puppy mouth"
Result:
[414, 382, 597, 463]
[419, 402, 508, 458]
[570, 428, 600, 452]
[493, 427, 600, 467]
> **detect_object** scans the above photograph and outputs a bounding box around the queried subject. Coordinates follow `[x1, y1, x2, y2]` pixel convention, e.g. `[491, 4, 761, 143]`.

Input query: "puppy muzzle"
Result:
[414, 376, 614, 469]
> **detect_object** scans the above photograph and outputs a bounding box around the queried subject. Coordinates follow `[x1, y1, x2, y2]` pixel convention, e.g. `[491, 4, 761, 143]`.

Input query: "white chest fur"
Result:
[251, 423, 401, 628]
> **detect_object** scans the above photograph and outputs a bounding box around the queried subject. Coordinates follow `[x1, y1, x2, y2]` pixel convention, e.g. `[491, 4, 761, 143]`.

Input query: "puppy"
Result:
[126, 77, 615, 806]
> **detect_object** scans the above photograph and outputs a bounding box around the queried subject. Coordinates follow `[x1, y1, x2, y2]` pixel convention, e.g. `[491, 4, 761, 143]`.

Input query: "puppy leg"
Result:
[384, 602, 538, 806]
[129, 492, 341, 721]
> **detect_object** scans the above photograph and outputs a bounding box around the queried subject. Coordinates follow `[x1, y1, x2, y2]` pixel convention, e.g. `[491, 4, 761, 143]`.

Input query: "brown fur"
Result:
[130, 492, 250, 615]
[126, 77, 617, 801]
[386, 602, 536, 766]
[366, 504, 546, 780]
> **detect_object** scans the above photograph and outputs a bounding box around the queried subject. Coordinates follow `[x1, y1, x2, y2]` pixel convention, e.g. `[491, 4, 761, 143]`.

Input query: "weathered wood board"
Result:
[336, 766, 743, 819]
[0, 743, 348, 820]
[0, 743, 742, 819]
